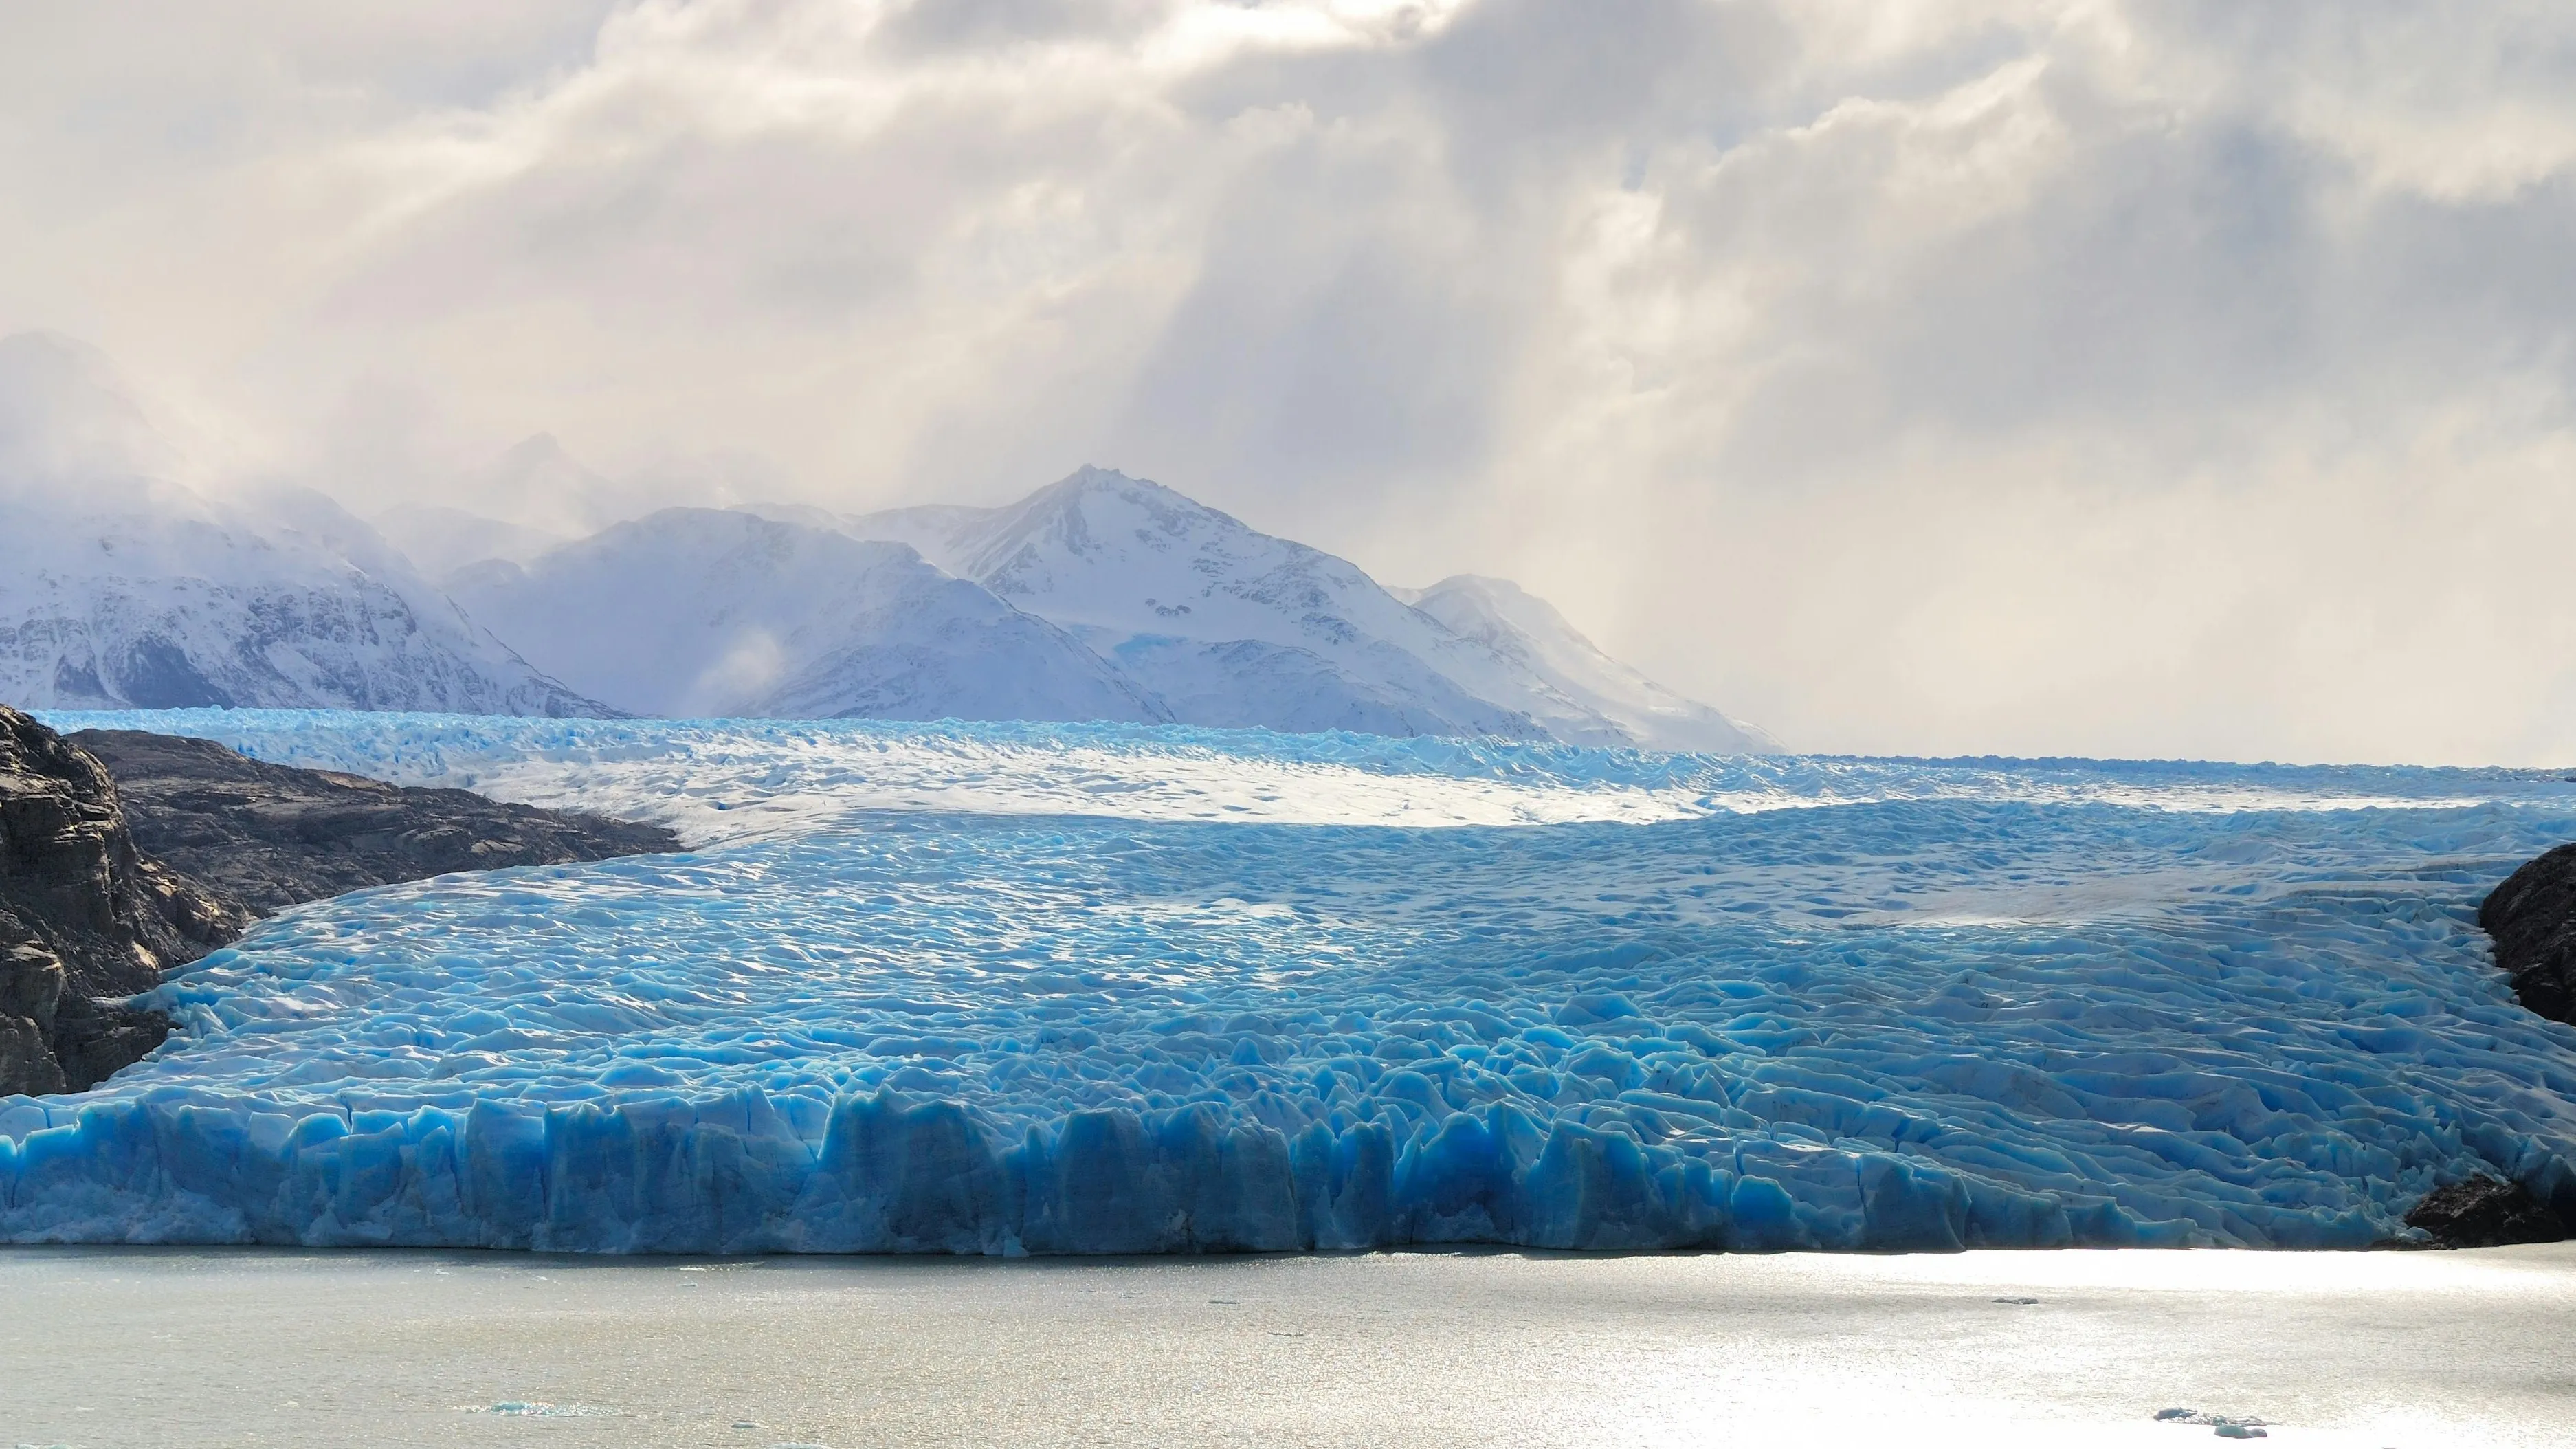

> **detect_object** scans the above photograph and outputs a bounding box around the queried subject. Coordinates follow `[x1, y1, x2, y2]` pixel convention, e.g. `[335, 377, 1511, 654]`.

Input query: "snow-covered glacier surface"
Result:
[9, 709, 2576, 1254]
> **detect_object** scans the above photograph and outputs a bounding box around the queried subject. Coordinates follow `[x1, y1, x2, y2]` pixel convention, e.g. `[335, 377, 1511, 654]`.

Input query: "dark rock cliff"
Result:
[2480, 841, 2576, 1024]
[2404, 1175, 2568, 1248]
[3, 709, 682, 1096]
[1, 705, 243, 1093]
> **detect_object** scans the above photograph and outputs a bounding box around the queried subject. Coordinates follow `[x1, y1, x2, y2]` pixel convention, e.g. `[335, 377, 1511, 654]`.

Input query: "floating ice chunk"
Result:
[2163, 1412, 2274, 1435]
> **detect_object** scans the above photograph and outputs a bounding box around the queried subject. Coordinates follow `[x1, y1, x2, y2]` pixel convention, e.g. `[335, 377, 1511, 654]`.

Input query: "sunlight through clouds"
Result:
[3, 0, 2571, 763]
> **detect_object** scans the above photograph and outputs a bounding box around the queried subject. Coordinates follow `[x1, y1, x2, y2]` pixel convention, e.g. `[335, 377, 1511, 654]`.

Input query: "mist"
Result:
[5, 0, 2573, 762]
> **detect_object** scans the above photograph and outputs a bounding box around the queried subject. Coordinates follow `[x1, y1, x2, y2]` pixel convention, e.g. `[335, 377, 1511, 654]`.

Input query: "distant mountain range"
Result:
[0, 335, 596, 718]
[0, 332, 1776, 752]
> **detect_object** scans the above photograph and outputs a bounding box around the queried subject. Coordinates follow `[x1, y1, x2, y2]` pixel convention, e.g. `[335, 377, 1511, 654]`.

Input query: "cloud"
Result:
[2, 0, 2571, 762]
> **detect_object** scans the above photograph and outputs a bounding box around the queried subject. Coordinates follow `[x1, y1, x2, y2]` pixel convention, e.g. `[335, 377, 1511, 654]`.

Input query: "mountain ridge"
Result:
[788, 465, 1773, 750]
[449, 507, 1166, 724]
[0, 333, 1775, 750]
[0, 335, 610, 718]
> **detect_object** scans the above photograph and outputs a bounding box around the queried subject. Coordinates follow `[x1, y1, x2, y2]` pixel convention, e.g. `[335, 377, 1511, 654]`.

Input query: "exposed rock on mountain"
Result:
[2, 707, 683, 1096]
[448, 508, 1165, 723]
[2404, 1175, 2568, 1248]
[2481, 841, 2576, 1024]
[69, 729, 682, 915]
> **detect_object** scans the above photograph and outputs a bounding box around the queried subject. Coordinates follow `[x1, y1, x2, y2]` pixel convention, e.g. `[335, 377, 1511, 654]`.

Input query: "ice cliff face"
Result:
[0, 335, 605, 718]
[449, 508, 1165, 723]
[9, 710, 2576, 1253]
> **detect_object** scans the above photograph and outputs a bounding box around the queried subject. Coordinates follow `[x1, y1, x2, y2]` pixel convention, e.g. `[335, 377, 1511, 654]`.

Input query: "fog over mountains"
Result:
[0, 333, 1774, 752]
[448, 508, 1163, 726]
[0, 335, 597, 718]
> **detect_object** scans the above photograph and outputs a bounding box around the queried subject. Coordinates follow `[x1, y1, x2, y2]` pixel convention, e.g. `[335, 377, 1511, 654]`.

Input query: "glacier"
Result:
[5, 709, 2576, 1254]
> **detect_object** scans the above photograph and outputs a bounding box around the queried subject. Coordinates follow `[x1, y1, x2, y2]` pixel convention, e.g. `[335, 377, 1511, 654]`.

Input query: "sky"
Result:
[3, 0, 2573, 764]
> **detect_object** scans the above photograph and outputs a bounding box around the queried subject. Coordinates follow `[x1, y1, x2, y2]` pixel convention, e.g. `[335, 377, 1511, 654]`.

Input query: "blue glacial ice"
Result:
[7, 709, 2576, 1254]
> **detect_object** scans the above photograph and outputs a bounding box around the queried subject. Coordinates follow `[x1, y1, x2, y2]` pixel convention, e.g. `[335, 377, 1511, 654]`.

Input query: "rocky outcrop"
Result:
[1, 940, 67, 1094]
[2482, 842, 2576, 1024]
[2404, 1175, 2568, 1248]
[69, 729, 678, 914]
[4, 709, 683, 1096]
[1, 705, 245, 1093]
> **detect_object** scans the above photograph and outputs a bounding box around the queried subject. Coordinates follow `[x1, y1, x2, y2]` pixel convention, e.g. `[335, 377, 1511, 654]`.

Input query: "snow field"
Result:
[6, 711, 2576, 1253]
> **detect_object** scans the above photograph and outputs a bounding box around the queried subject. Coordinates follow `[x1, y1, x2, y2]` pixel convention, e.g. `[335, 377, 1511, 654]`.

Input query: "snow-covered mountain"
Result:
[836, 469, 1551, 740]
[1392, 575, 1778, 754]
[811, 467, 1775, 750]
[0, 333, 605, 716]
[449, 508, 1165, 722]
[0, 334, 1773, 747]
[371, 434, 764, 579]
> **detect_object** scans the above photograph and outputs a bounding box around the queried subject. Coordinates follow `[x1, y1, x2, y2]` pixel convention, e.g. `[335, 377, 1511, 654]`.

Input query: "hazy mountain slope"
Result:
[1, 334, 1772, 744]
[843, 467, 1550, 740]
[0, 333, 606, 717]
[1395, 575, 1779, 755]
[442, 434, 630, 542]
[449, 507, 1166, 722]
[374, 503, 573, 579]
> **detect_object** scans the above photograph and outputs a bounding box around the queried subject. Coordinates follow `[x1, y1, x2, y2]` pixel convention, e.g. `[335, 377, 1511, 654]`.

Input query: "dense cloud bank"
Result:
[3, 1, 2573, 762]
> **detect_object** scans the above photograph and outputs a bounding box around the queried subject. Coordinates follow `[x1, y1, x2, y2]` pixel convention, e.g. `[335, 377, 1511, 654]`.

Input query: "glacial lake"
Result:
[5, 1243, 2572, 1447]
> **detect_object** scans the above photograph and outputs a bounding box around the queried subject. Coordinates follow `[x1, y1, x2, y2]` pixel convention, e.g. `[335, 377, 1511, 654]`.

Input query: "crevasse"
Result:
[5, 710, 2576, 1253]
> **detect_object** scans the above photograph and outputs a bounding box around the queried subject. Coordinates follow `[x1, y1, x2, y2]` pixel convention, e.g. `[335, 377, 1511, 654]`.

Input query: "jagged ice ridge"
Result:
[5, 710, 2576, 1253]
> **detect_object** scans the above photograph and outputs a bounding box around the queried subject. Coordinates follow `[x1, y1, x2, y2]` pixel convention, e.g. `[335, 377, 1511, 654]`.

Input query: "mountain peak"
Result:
[480, 432, 599, 485]
[1031, 465, 1197, 511]
[807, 466, 1775, 749]
[1010, 466, 1261, 551]
[497, 431, 571, 464]
[1407, 574, 1532, 605]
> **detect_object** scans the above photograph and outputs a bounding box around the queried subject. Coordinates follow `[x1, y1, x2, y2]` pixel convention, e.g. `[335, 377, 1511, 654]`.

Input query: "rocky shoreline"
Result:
[65, 727, 677, 916]
[1, 706, 678, 1094]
